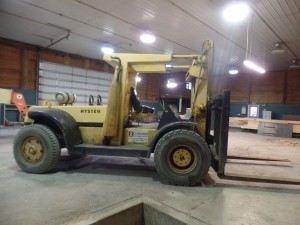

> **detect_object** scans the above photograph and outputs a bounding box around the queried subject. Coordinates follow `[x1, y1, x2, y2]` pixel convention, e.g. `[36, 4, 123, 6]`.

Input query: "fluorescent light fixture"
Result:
[101, 46, 114, 54]
[243, 60, 266, 73]
[140, 33, 156, 44]
[229, 68, 239, 75]
[223, 2, 250, 22]
[136, 76, 141, 82]
[166, 64, 172, 68]
[166, 79, 177, 88]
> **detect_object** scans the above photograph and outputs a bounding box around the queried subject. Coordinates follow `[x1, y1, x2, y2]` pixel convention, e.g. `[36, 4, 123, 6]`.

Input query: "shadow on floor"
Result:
[53, 155, 211, 187]
[55, 155, 162, 181]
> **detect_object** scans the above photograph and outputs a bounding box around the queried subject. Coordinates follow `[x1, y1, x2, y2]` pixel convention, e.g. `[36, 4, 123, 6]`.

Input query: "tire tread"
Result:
[154, 129, 211, 186]
[13, 124, 60, 173]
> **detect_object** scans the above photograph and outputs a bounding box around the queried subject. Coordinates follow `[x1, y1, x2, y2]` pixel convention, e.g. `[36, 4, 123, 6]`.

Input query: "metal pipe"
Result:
[172, 55, 199, 59]
[46, 32, 70, 48]
[110, 56, 122, 81]
[35, 47, 40, 105]
[171, 65, 190, 69]
[179, 97, 182, 114]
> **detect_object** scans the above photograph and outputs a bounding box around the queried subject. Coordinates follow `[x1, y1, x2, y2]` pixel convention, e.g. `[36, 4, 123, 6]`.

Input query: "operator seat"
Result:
[130, 87, 154, 114]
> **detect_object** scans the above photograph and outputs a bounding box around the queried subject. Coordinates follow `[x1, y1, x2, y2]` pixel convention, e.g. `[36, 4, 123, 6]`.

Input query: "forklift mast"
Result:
[102, 40, 214, 146]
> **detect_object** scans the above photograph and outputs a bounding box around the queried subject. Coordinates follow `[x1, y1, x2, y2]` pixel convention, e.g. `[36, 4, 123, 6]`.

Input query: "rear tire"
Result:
[154, 129, 211, 186]
[13, 124, 61, 173]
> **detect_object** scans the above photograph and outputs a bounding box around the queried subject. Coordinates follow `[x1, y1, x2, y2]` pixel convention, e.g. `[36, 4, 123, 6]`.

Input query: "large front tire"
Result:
[13, 124, 61, 174]
[154, 129, 211, 186]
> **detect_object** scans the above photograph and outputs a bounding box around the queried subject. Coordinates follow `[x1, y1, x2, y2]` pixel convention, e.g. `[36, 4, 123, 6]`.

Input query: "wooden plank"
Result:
[89, 61, 104, 71]
[21, 49, 31, 89]
[230, 117, 300, 133]
[0, 69, 20, 88]
[221, 74, 251, 103]
[27, 49, 37, 60]
[137, 74, 148, 100]
[250, 71, 285, 104]
[70, 57, 85, 68]
[210, 76, 224, 96]
[28, 60, 37, 90]
[250, 94, 283, 104]
[286, 70, 300, 104]
[240, 118, 259, 129]
[40, 51, 64, 64]
[0, 44, 21, 69]
[251, 71, 285, 91]
[294, 125, 300, 133]
[229, 117, 247, 127]
[285, 96, 300, 104]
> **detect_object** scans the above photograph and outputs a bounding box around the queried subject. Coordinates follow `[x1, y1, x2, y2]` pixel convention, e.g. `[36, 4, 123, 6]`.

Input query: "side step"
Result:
[72, 144, 150, 158]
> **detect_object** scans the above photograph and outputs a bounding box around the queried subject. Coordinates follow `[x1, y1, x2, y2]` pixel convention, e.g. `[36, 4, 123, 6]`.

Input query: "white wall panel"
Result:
[39, 61, 112, 105]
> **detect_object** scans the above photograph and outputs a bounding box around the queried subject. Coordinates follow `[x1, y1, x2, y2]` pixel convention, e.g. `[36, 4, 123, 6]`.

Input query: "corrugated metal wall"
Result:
[38, 61, 112, 105]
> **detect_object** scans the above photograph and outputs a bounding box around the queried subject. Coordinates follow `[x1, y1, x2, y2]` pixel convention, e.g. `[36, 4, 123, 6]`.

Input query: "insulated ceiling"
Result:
[0, 0, 299, 75]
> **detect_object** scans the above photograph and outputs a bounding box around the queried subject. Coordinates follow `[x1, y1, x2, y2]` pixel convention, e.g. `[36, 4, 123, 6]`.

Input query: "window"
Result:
[186, 82, 192, 90]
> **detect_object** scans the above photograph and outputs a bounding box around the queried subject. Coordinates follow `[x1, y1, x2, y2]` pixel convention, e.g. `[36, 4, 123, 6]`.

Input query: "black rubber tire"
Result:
[13, 124, 61, 174]
[154, 129, 211, 186]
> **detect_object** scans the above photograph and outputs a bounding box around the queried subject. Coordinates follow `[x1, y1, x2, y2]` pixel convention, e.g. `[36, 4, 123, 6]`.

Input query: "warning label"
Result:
[127, 129, 149, 144]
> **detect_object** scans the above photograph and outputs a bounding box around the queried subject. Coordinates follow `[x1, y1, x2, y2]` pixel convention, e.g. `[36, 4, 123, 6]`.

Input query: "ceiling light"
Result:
[271, 43, 285, 55]
[289, 59, 300, 69]
[140, 33, 156, 44]
[166, 79, 177, 89]
[243, 60, 265, 74]
[166, 64, 172, 68]
[136, 76, 142, 82]
[101, 46, 114, 54]
[228, 68, 239, 75]
[223, 2, 250, 22]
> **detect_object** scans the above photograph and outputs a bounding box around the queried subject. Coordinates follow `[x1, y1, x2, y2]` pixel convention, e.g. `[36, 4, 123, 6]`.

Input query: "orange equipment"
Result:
[0, 88, 28, 118]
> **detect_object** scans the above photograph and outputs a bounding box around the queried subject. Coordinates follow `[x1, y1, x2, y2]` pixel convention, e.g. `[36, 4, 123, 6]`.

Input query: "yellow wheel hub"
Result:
[173, 149, 191, 167]
[22, 137, 44, 163]
[167, 145, 198, 174]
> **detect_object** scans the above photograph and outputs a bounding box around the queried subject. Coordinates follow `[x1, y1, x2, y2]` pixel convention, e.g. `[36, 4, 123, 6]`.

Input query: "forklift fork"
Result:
[208, 91, 300, 185]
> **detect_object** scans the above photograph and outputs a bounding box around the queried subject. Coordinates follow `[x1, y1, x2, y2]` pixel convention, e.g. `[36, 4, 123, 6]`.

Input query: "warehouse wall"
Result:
[1, 38, 299, 123]
[0, 38, 113, 93]
[0, 38, 114, 124]
[211, 69, 300, 104]
[136, 72, 191, 114]
[212, 69, 300, 119]
[230, 103, 300, 119]
[136, 68, 300, 118]
[136, 72, 190, 101]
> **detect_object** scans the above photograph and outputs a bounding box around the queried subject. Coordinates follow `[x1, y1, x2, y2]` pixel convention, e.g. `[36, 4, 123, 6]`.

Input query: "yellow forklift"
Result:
[1, 40, 299, 186]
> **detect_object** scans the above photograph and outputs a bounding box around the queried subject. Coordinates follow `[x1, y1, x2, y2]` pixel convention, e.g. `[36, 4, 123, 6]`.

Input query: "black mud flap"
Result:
[28, 108, 83, 150]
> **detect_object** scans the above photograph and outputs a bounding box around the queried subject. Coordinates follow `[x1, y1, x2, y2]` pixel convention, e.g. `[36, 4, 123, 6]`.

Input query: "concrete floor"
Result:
[0, 127, 300, 225]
